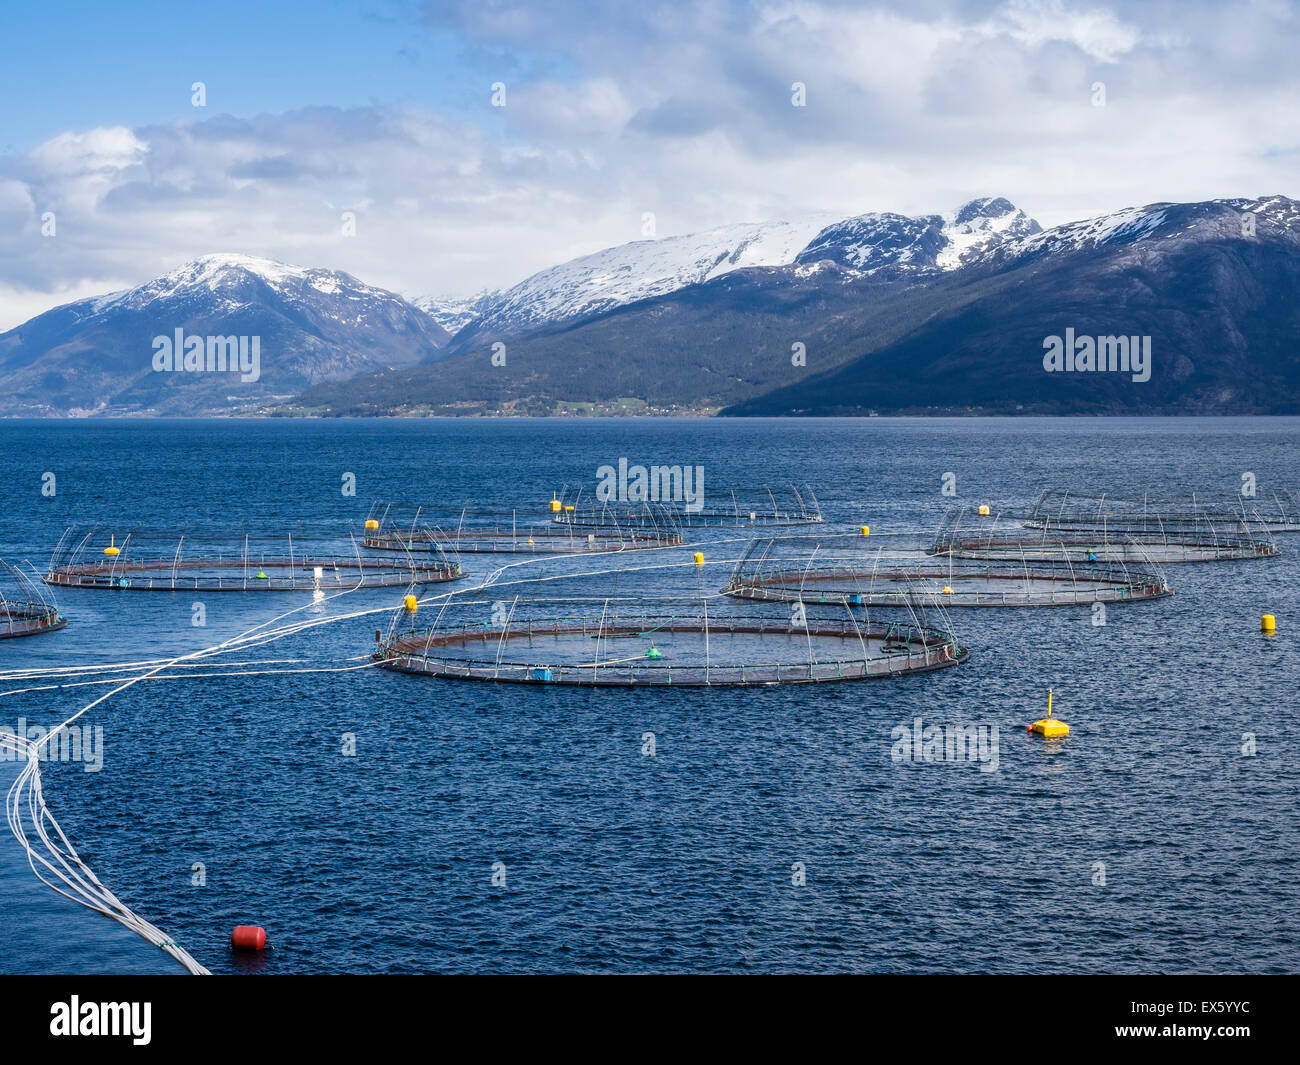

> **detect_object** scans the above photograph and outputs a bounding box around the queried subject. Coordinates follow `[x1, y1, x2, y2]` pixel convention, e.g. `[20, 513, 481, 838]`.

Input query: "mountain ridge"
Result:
[296, 193, 1300, 418]
[4, 196, 1298, 417]
[434, 197, 1037, 350]
[0, 254, 449, 416]
[726, 195, 1300, 416]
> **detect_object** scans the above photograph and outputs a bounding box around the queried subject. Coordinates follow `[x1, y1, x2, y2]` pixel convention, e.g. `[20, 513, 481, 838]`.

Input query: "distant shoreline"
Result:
[4, 412, 1300, 423]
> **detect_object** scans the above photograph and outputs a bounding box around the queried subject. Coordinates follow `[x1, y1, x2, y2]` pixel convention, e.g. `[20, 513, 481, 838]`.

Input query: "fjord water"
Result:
[1, 417, 1296, 974]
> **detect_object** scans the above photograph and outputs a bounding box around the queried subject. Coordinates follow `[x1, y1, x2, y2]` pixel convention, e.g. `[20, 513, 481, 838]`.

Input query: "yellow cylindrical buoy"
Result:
[364, 518, 379, 531]
[941, 586, 954, 595]
[860, 525, 870, 536]
[693, 552, 705, 567]
[1262, 614, 1276, 633]
[549, 498, 561, 513]
[977, 504, 990, 517]
[1029, 688, 1069, 737]
[403, 594, 418, 613]
[103, 535, 120, 557]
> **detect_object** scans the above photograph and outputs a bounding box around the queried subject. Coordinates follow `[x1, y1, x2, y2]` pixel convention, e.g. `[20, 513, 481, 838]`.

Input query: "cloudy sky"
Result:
[1, 0, 1298, 328]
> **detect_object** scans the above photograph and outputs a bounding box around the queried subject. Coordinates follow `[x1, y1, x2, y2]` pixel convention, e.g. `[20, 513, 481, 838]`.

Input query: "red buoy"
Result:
[230, 925, 267, 951]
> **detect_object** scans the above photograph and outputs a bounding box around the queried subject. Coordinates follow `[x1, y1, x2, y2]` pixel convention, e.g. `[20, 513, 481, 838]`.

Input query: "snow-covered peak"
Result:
[794, 198, 1039, 274]
[1234, 194, 1300, 228]
[970, 195, 1300, 269]
[795, 212, 946, 272]
[936, 197, 1041, 268]
[93, 254, 403, 314]
[412, 291, 493, 336]
[457, 214, 840, 342]
[164, 253, 315, 288]
[448, 202, 1042, 344]
[982, 204, 1171, 265]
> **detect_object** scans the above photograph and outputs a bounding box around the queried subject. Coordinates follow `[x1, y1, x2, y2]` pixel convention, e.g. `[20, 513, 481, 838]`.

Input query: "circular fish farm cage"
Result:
[45, 526, 465, 591]
[551, 483, 823, 529]
[376, 597, 968, 687]
[1, 562, 66, 638]
[360, 503, 682, 555]
[930, 509, 1278, 563]
[1024, 487, 1300, 533]
[724, 535, 1172, 607]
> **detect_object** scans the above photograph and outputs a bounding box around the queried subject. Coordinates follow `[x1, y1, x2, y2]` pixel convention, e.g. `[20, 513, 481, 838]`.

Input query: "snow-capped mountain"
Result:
[411, 292, 493, 336]
[936, 196, 1044, 268]
[87, 254, 429, 318]
[729, 194, 1300, 416]
[13, 194, 1299, 418]
[299, 194, 1300, 418]
[977, 195, 1300, 269]
[446, 215, 840, 350]
[794, 197, 1041, 273]
[0, 254, 448, 416]
[445, 200, 1037, 349]
[794, 211, 948, 272]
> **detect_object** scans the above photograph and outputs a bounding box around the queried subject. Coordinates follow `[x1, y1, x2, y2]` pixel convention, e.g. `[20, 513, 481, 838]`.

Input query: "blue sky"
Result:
[2, 0, 1299, 328]
[0, 1, 513, 151]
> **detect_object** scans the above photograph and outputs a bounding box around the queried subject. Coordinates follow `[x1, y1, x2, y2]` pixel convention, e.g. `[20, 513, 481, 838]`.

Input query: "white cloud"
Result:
[25, 126, 149, 175]
[991, 0, 1140, 62]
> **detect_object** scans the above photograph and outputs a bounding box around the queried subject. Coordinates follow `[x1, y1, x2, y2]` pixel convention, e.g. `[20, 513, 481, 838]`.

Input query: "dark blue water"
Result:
[1, 417, 1296, 974]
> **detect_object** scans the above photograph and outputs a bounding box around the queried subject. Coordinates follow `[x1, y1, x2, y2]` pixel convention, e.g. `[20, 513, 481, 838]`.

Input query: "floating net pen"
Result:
[1, 562, 67, 637]
[725, 534, 1172, 607]
[1024, 487, 1300, 533]
[375, 595, 968, 687]
[550, 483, 823, 529]
[929, 508, 1278, 564]
[361, 502, 682, 555]
[45, 525, 465, 591]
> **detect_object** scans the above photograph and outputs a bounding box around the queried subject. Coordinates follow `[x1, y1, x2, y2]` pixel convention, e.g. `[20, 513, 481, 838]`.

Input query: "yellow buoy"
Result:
[977, 504, 991, 517]
[364, 518, 379, 531]
[693, 552, 705, 567]
[941, 585, 954, 595]
[860, 525, 870, 536]
[403, 595, 418, 613]
[1262, 614, 1276, 633]
[103, 535, 120, 557]
[1029, 688, 1069, 737]
[549, 498, 562, 513]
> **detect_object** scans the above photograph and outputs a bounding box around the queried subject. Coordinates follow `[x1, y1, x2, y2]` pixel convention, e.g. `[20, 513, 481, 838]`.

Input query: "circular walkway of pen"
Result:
[378, 613, 968, 687]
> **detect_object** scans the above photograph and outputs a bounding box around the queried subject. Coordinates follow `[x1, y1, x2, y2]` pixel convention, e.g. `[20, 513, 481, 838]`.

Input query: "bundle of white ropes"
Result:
[0, 587, 413, 976]
[0, 537, 829, 974]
